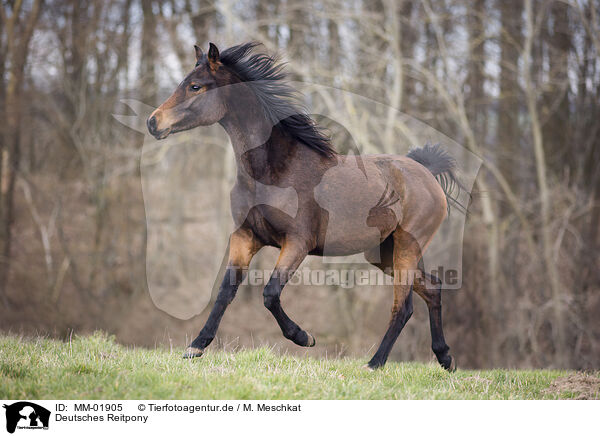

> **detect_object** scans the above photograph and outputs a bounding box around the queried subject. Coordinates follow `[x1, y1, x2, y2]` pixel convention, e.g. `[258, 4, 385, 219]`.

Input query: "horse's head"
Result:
[147, 43, 230, 139]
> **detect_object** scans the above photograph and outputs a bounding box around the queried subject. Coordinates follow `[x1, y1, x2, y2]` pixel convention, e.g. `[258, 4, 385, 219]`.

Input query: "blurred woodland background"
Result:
[1, 0, 599, 369]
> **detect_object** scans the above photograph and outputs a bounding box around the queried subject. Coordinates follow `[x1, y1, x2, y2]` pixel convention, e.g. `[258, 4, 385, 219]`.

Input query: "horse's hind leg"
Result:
[263, 237, 315, 347]
[367, 237, 455, 371]
[413, 272, 455, 371]
[367, 229, 419, 369]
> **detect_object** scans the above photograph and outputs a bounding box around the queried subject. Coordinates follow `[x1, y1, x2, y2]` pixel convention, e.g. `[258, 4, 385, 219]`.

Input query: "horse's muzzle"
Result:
[147, 115, 171, 139]
[147, 115, 158, 134]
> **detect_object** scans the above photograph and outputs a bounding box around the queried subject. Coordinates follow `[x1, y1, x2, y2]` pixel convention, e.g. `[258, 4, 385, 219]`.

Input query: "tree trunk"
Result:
[0, 0, 43, 304]
[498, 0, 523, 215]
[141, 0, 158, 105]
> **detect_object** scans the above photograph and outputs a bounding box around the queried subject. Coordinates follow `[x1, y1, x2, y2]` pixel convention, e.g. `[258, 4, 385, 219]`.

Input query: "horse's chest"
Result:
[230, 181, 299, 244]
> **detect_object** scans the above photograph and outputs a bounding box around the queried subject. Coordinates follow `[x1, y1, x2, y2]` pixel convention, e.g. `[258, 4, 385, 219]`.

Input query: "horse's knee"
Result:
[214, 268, 242, 306]
[263, 294, 279, 310]
[263, 283, 280, 310]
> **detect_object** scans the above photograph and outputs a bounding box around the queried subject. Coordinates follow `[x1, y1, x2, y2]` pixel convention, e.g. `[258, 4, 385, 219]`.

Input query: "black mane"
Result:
[220, 42, 336, 157]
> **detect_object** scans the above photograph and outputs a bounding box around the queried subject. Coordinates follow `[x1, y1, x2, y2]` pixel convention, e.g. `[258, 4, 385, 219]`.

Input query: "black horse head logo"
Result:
[3, 402, 50, 434]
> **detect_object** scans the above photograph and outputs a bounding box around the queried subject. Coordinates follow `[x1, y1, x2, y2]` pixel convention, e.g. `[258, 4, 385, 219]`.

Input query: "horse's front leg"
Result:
[184, 227, 262, 358]
[263, 237, 316, 347]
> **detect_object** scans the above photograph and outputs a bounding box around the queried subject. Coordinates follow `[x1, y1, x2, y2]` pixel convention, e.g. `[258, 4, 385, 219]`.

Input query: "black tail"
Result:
[406, 143, 469, 214]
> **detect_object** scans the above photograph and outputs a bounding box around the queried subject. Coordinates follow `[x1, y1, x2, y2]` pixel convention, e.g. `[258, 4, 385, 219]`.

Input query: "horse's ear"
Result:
[194, 45, 203, 64]
[208, 42, 220, 70]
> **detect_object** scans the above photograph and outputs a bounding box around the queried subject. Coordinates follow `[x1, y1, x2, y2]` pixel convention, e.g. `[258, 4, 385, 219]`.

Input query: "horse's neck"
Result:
[220, 103, 268, 148]
[219, 107, 294, 184]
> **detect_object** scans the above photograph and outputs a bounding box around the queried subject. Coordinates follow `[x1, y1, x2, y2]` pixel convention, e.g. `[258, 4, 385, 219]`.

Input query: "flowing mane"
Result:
[219, 42, 336, 157]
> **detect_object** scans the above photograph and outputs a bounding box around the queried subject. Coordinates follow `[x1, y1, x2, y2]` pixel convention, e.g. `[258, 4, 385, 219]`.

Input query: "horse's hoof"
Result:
[446, 356, 456, 372]
[362, 364, 376, 372]
[183, 347, 203, 359]
[306, 332, 316, 347]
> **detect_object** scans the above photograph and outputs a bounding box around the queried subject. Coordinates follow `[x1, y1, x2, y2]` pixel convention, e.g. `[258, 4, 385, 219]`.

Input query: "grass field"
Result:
[0, 332, 597, 400]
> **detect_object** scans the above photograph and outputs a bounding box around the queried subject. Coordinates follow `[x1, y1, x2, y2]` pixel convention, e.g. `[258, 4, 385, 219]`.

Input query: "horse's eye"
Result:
[190, 84, 202, 91]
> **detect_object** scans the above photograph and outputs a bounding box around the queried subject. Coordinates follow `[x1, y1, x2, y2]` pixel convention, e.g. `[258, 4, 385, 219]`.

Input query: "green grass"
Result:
[0, 332, 594, 399]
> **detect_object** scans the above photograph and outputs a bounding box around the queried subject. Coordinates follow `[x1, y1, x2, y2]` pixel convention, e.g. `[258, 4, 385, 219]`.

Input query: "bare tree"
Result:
[0, 0, 43, 304]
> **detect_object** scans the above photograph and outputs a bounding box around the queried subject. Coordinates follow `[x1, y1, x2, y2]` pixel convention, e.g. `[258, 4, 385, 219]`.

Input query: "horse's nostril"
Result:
[147, 116, 157, 133]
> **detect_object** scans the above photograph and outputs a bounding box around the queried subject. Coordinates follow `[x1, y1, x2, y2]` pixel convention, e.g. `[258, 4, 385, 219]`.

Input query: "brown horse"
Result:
[147, 42, 459, 370]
